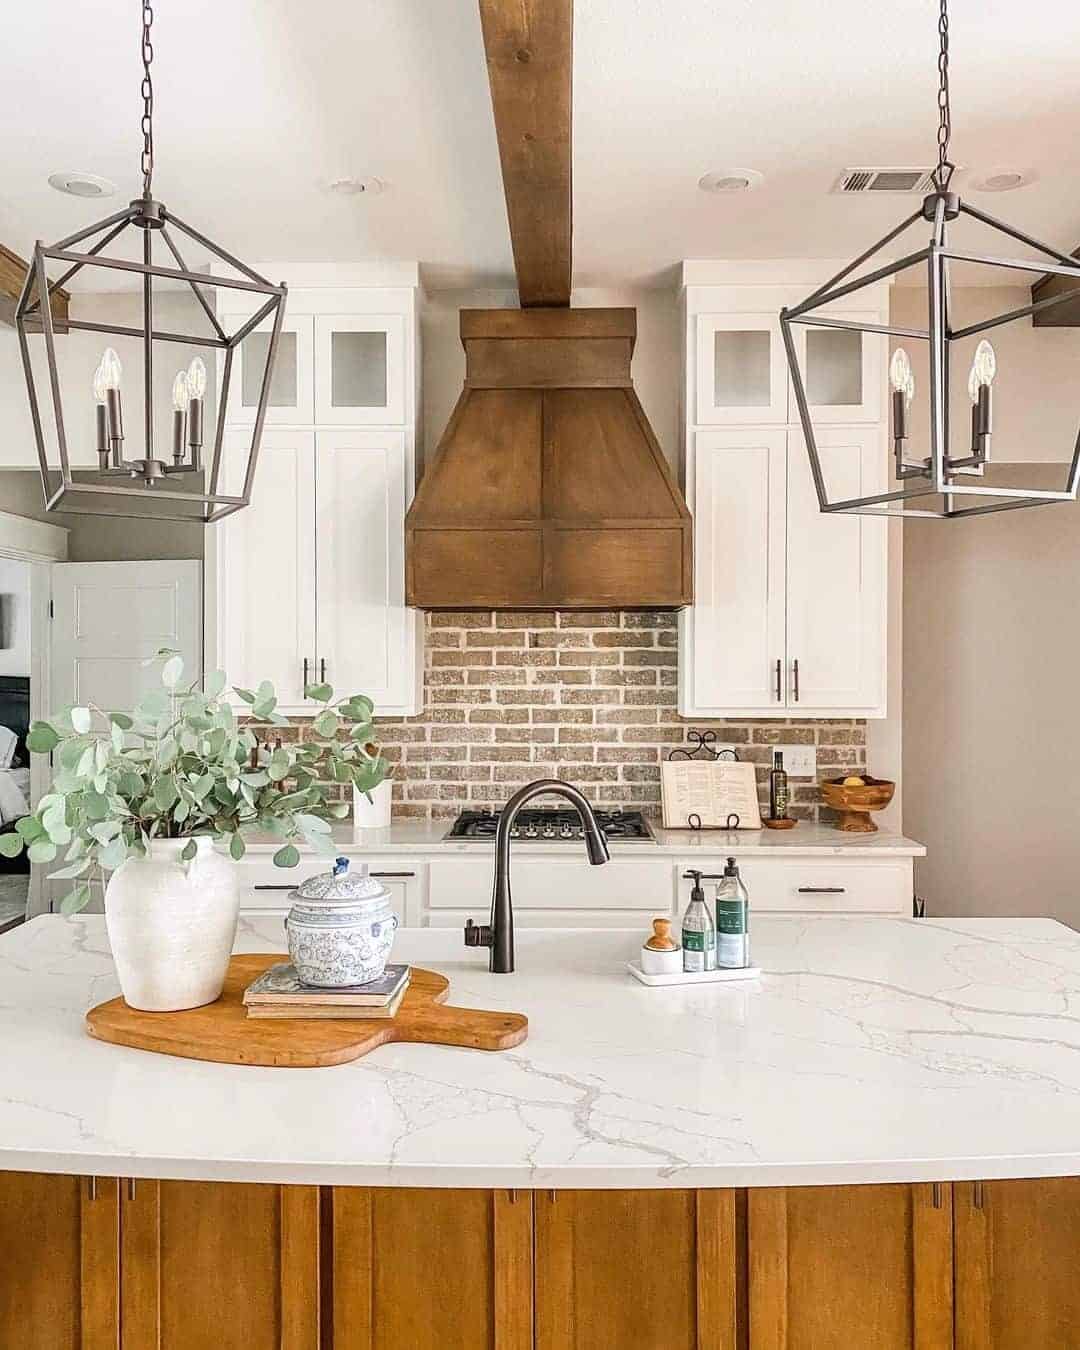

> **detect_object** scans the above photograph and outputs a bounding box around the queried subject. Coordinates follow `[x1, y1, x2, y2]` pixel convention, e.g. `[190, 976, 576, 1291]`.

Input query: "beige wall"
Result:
[0, 472, 203, 562]
[897, 285, 1080, 924]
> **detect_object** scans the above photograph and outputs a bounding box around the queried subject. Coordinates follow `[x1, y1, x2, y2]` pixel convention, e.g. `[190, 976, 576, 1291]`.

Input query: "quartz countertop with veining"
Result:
[1, 914, 1076, 1189]
[245, 820, 926, 857]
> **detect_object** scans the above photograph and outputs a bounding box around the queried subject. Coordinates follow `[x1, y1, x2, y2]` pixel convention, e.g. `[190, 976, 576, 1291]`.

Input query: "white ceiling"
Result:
[4, 0, 1080, 291]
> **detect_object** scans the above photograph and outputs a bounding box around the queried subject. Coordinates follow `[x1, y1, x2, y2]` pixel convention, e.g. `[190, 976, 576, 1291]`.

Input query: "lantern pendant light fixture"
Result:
[15, 2, 287, 523]
[780, 0, 1080, 519]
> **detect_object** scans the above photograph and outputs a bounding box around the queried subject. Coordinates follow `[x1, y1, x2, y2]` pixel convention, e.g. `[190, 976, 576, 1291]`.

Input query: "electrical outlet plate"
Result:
[775, 744, 817, 778]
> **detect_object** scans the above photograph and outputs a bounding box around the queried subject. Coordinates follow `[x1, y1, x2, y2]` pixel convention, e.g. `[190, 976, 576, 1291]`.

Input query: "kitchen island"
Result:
[3, 914, 1078, 1347]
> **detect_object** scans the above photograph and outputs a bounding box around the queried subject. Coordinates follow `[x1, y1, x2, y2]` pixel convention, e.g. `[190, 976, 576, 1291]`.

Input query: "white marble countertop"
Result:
[246, 821, 925, 858]
[2, 914, 1078, 1190]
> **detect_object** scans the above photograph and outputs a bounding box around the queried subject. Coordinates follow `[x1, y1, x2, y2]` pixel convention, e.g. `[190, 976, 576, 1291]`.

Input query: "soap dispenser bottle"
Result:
[715, 857, 750, 969]
[681, 870, 716, 973]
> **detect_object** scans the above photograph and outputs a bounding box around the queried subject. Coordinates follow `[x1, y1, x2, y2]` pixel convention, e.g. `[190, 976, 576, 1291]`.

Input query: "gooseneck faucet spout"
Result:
[464, 779, 610, 973]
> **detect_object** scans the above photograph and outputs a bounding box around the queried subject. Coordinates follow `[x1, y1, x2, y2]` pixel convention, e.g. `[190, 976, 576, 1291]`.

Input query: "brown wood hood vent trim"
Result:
[405, 307, 693, 611]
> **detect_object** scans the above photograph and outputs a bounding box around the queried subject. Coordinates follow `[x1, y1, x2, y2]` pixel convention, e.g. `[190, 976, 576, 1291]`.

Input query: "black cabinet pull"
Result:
[793, 658, 800, 702]
[255, 872, 414, 890]
[775, 657, 782, 702]
[320, 658, 327, 683]
[797, 886, 846, 894]
[303, 657, 309, 692]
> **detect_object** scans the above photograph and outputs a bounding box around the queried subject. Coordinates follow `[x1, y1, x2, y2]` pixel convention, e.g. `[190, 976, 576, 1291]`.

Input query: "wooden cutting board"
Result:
[85, 954, 528, 1068]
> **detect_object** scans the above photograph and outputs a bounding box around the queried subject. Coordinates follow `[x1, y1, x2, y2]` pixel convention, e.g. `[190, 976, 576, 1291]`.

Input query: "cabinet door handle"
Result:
[87, 1176, 98, 1201]
[320, 658, 327, 684]
[254, 884, 299, 891]
[775, 658, 783, 702]
[793, 658, 800, 702]
[797, 886, 846, 894]
[370, 871, 415, 879]
[302, 657, 310, 692]
[973, 1181, 985, 1210]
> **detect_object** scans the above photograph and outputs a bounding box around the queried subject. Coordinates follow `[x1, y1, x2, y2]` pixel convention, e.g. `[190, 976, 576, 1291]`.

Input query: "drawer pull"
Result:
[255, 872, 415, 890]
[797, 886, 846, 894]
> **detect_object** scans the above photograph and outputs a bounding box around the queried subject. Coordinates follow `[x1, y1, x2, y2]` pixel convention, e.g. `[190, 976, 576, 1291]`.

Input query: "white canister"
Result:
[285, 856, 398, 988]
[105, 836, 240, 1012]
[352, 779, 393, 830]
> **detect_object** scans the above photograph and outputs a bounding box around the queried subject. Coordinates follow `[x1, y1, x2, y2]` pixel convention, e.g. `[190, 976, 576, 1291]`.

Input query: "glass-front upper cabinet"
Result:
[314, 315, 405, 426]
[221, 312, 315, 425]
[789, 308, 883, 424]
[696, 313, 789, 425]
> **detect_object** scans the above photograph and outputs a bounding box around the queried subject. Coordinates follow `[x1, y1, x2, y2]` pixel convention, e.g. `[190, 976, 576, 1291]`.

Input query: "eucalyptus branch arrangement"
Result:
[0, 653, 388, 914]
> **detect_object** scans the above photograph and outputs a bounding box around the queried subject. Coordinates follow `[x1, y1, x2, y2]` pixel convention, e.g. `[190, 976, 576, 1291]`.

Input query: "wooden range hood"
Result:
[404, 0, 691, 610]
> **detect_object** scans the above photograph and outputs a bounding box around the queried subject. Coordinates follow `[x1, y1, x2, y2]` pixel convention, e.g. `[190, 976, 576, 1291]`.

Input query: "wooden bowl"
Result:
[820, 775, 895, 832]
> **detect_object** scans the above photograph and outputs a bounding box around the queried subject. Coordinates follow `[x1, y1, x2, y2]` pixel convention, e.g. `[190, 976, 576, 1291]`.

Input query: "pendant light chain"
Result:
[933, 0, 955, 191]
[140, 1, 155, 197]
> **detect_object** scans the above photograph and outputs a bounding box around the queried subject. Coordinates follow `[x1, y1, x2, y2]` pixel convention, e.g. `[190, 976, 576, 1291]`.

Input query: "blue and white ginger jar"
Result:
[285, 857, 398, 988]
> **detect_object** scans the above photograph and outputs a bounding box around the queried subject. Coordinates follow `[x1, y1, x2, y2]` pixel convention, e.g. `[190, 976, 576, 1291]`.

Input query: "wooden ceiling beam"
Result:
[478, 0, 572, 308]
[0, 243, 69, 332]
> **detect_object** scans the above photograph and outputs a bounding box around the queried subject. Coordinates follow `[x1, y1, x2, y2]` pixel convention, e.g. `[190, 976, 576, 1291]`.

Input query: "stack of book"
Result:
[243, 963, 411, 1020]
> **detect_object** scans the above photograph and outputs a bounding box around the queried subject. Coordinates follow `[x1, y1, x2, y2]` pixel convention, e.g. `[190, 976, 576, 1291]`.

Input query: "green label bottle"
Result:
[715, 857, 750, 968]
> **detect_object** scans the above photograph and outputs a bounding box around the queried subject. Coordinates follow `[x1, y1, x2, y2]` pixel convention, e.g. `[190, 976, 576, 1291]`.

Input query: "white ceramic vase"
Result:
[104, 836, 240, 1012]
[352, 779, 393, 830]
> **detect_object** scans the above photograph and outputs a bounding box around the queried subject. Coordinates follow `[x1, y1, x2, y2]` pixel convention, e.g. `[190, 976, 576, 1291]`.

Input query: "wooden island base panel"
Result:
[3, 1172, 1080, 1349]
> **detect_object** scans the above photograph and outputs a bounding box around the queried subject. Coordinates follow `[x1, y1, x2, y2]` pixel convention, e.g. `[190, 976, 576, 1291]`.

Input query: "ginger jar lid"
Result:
[292, 856, 387, 906]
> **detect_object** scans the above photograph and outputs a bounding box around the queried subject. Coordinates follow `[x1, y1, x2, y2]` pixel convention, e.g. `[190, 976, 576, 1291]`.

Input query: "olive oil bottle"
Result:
[769, 750, 789, 821]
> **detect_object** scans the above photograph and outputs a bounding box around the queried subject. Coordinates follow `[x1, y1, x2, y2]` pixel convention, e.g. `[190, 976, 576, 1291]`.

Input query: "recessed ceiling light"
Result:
[969, 168, 1036, 193]
[326, 176, 386, 196]
[48, 171, 117, 199]
[698, 168, 763, 194]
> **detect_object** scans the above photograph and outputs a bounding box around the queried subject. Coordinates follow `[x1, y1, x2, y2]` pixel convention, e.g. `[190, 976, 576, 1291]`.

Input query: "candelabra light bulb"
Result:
[972, 339, 997, 390]
[185, 355, 207, 400]
[171, 370, 191, 413]
[100, 347, 122, 391]
[889, 348, 914, 406]
[92, 363, 108, 405]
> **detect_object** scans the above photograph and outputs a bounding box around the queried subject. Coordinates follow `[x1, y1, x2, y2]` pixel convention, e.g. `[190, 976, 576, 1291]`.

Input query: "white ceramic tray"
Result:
[626, 962, 761, 987]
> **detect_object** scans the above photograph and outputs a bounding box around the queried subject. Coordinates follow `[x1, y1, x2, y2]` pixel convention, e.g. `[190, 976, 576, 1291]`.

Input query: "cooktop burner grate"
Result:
[444, 807, 654, 842]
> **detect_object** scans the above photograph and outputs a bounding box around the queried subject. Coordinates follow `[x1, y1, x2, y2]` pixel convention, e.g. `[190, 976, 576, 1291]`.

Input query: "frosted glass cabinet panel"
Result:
[696, 313, 788, 424]
[314, 316, 405, 425]
[791, 311, 883, 423]
[223, 314, 314, 425]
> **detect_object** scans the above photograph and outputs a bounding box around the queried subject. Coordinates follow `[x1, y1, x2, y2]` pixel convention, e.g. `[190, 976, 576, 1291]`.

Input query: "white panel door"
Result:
[695, 313, 789, 425]
[314, 429, 420, 715]
[220, 312, 315, 426]
[679, 429, 787, 715]
[215, 428, 316, 712]
[786, 427, 887, 714]
[50, 560, 202, 712]
[314, 315, 406, 426]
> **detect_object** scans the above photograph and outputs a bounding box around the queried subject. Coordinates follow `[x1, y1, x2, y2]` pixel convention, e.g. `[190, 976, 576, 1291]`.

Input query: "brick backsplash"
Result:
[357, 612, 867, 824]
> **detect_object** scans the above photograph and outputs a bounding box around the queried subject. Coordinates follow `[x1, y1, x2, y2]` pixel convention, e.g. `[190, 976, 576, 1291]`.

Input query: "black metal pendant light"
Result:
[16, 2, 287, 524]
[780, 0, 1080, 519]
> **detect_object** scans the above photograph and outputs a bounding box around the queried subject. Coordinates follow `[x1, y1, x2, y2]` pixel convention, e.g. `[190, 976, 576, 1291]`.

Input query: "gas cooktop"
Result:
[444, 807, 654, 842]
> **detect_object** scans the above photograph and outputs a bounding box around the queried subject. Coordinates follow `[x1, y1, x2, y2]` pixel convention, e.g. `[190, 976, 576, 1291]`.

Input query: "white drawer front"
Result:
[236, 856, 422, 925]
[427, 857, 675, 915]
[676, 859, 911, 915]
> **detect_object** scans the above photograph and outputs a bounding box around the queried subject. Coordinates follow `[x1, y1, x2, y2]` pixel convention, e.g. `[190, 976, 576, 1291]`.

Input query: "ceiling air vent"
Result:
[832, 167, 940, 194]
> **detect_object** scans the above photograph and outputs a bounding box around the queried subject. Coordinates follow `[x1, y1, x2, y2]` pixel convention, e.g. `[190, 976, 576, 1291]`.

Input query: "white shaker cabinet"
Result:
[208, 266, 423, 717]
[679, 266, 890, 719]
[315, 428, 418, 714]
